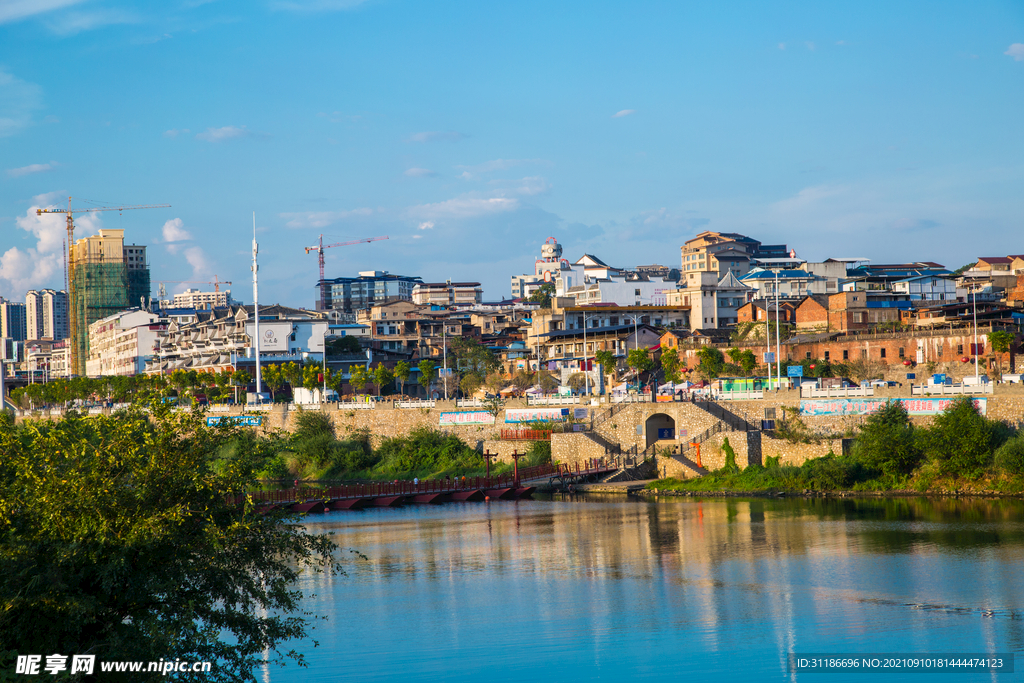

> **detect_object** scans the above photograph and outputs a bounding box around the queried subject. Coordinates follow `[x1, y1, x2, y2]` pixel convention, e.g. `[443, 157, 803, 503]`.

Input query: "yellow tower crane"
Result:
[36, 197, 170, 376]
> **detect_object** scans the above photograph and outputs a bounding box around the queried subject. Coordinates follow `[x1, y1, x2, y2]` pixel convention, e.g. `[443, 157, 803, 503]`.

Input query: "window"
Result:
[610, 316, 618, 326]
[880, 348, 886, 359]
[806, 352, 811, 359]
[861, 349, 868, 359]
[843, 350, 849, 360]
[635, 289, 641, 296]
[824, 351, 830, 361]
[957, 344, 963, 355]
[898, 347, 905, 358]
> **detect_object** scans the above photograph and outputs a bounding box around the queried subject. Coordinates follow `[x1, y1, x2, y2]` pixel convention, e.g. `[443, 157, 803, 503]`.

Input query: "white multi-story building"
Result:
[170, 288, 239, 310]
[144, 304, 328, 375]
[86, 309, 166, 377]
[26, 289, 69, 341]
[510, 237, 569, 298]
[411, 282, 483, 306]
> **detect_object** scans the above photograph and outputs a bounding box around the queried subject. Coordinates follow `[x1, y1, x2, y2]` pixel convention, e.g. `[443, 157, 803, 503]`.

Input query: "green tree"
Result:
[852, 400, 921, 482]
[696, 346, 725, 379]
[536, 370, 558, 394]
[282, 361, 303, 392]
[922, 396, 1001, 478]
[595, 350, 617, 380]
[301, 361, 327, 391]
[394, 360, 411, 395]
[660, 347, 682, 384]
[348, 365, 369, 395]
[989, 330, 1015, 376]
[372, 363, 394, 396]
[627, 348, 654, 376]
[417, 359, 437, 395]
[738, 349, 757, 375]
[460, 373, 483, 397]
[527, 282, 555, 307]
[329, 335, 362, 354]
[0, 404, 339, 681]
[262, 364, 286, 401]
[566, 372, 587, 393]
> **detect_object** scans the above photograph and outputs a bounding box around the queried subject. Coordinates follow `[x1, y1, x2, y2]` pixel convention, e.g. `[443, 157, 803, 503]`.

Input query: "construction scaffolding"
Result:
[69, 229, 149, 376]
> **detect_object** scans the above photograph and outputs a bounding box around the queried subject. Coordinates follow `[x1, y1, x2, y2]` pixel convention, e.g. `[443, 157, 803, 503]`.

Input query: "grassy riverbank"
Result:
[649, 397, 1024, 496]
[251, 411, 551, 482]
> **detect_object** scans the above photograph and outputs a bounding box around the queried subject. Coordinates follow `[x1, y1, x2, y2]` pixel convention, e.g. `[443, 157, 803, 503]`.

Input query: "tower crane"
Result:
[304, 234, 388, 310]
[36, 197, 170, 376]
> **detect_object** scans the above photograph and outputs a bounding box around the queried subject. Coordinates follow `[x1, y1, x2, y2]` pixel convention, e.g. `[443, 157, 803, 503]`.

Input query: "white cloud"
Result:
[196, 125, 250, 142]
[611, 109, 636, 118]
[408, 130, 466, 143]
[0, 193, 102, 296]
[164, 128, 190, 138]
[0, 69, 42, 138]
[161, 218, 193, 254]
[0, 0, 87, 24]
[487, 176, 551, 197]
[778, 42, 786, 50]
[41, 7, 137, 35]
[7, 162, 58, 177]
[805, 41, 816, 51]
[417, 221, 434, 230]
[1006, 43, 1024, 62]
[404, 167, 438, 178]
[183, 246, 213, 280]
[280, 207, 374, 229]
[409, 197, 519, 220]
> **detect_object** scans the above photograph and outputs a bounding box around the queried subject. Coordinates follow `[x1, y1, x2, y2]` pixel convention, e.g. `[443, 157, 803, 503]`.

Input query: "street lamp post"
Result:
[973, 286, 979, 380]
[774, 269, 782, 388]
[582, 310, 589, 397]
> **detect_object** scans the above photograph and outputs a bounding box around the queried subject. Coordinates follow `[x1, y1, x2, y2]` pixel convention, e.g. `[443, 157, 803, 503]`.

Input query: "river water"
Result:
[263, 495, 1024, 682]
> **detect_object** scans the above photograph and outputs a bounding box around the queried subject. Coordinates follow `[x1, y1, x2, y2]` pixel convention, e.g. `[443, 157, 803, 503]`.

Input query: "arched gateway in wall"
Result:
[645, 413, 676, 449]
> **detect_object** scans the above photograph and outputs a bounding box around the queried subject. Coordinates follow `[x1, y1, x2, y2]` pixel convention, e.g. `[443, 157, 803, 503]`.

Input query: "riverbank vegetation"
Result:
[650, 397, 1024, 495]
[0, 402, 341, 681]
[267, 410, 552, 482]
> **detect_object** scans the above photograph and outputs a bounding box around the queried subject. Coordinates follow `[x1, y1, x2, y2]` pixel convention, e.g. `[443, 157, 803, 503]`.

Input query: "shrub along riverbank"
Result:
[649, 397, 1024, 495]
[252, 410, 551, 483]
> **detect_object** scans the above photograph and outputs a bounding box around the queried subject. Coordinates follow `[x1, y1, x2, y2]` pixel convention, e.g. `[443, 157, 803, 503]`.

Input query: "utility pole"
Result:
[973, 286, 979, 380]
[774, 270, 782, 388]
[583, 309, 589, 397]
[252, 213, 262, 404]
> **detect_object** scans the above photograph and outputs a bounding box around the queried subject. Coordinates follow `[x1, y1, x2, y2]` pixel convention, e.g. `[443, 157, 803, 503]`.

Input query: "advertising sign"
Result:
[439, 411, 494, 426]
[573, 407, 589, 420]
[246, 322, 291, 352]
[800, 398, 987, 417]
[206, 415, 264, 427]
[505, 407, 570, 423]
[787, 365, 804, 377]
[764, 352, 776, 363]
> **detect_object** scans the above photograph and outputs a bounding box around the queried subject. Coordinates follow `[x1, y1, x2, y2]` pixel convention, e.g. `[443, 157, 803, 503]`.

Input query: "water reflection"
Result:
[272, 496, 1024, 682]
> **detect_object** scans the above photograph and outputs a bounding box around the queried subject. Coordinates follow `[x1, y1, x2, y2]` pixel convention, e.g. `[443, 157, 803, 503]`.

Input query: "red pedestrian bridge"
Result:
[241, 460, 617, 512]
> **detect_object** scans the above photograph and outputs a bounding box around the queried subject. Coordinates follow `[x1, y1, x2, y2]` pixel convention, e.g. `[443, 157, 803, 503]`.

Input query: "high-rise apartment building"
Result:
[69, 228, 150, 375]
[26, 289, 69, 341]
[318, 271, 422, 313]
[0, 299, 27, 341]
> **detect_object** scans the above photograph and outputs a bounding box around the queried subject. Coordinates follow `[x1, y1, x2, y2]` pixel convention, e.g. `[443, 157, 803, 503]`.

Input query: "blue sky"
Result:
[2, 0, 1022, 307]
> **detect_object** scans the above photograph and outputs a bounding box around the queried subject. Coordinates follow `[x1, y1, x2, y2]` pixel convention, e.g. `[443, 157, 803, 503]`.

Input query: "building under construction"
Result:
[70, 229, 150, 375]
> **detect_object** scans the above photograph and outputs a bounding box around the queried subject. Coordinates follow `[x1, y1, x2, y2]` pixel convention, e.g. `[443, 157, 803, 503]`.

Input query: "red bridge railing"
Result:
[500, 429, 553, 441]
[232, 458, 615, 507]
